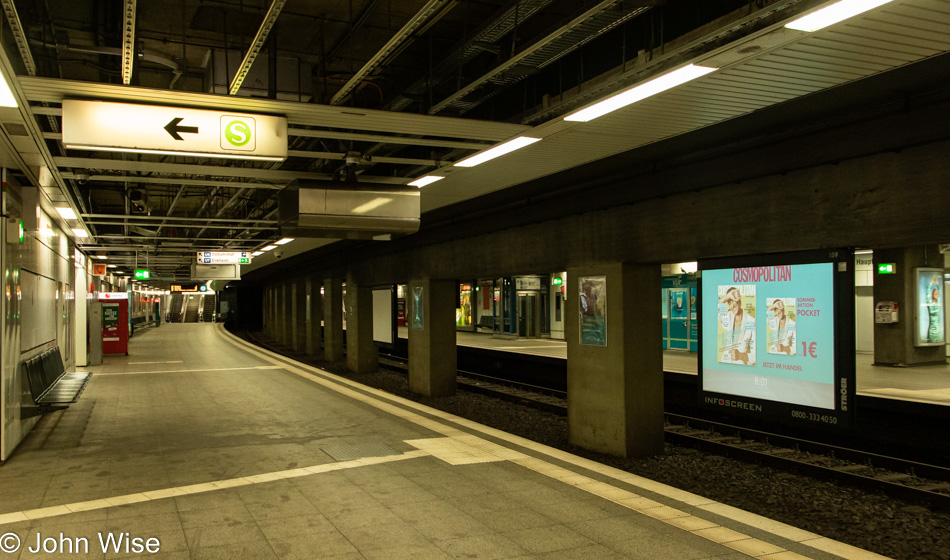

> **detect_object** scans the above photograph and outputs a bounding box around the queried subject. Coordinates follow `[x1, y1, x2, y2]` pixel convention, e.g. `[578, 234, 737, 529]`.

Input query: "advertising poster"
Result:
[670, 288, 689, 319]
[411, 286, 424, 330]
[916, 268, 945, 346]
[716, 285, 756, 366]
[702, 262, 837, 410]
[579, 275, 606, 346]
[456, 284, 472, 327]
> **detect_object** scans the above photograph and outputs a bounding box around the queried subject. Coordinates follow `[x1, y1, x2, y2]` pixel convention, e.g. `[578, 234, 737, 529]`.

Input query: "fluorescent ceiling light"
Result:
[261, 245, 278, 251]
[408, 175, 444, 188]
[71, 228, 89, 238]
[565, 64, 717, 122]
[454, 137, 542, 168]
[251, 251, 263, 256]
[785, 0, 893, 32]
[0, 68, 16, 108]
[56, 207, 78, 220]
[854, 250, 873, 255]
[275, 237, 294, 245]
[96, 255, 108, 259]
[107, 264, 117, 268]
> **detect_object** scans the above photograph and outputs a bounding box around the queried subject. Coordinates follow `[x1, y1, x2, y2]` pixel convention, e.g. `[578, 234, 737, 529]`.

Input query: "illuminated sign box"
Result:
[196, 251, 251, 264]
[134, 269, 150, 280]
[698, 249, 855, 430]
[877, 263, 896, 274]
[62, 100, 288, 161]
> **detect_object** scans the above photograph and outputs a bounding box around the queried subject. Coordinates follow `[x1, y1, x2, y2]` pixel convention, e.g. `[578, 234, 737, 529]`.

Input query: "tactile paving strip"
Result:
[320, 442, 401, 461]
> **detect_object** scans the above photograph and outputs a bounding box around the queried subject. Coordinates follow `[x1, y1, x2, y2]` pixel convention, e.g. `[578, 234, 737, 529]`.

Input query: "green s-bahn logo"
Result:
[220, 116, 256, 150]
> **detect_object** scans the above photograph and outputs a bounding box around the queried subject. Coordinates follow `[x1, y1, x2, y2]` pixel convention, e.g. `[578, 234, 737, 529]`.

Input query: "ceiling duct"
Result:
[278, 180, 420, 240]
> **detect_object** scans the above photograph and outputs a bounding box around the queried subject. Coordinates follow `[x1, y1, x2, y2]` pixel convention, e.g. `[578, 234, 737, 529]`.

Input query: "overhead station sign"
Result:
[62, 100, 288, 161]
[197, 251, 250, 264]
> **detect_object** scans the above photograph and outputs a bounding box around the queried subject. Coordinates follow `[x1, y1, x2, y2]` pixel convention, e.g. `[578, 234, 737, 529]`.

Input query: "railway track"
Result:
[243, 331, 950, 512]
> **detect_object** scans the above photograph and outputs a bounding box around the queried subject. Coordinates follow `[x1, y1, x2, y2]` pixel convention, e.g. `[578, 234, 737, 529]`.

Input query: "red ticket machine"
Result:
[100, 292, 129, 355]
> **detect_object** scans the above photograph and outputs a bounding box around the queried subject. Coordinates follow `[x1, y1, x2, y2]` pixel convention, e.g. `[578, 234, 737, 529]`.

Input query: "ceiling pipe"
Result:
[229, 0, 288, 95]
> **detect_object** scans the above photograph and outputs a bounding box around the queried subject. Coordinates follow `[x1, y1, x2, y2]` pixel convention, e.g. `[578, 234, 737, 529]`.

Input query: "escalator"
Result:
[201, 294, 216, 322]
[183, 296, 200, 323]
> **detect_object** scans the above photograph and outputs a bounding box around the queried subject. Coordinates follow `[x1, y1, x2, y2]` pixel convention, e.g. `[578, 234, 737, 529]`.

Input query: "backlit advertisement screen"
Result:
[915, 268, 945, 347]
[700, 251, 854, 428]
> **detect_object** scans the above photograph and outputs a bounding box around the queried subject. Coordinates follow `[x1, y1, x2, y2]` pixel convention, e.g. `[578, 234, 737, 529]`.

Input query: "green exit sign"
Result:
[240, 258, 249, 264]
[18, 220, 24, 242]
[877, 263, 896, 274]
[552, 277, 563, 286]
[134, 269, 150, 280]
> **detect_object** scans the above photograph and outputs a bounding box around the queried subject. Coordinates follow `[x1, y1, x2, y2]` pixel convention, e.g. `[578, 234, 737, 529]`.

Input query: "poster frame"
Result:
[697, 249, 855, 431]
[913, 267, 945, 347]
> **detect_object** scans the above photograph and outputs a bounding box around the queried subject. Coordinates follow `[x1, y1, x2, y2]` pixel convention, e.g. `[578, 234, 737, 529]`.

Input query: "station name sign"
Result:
[62, 100, 288, 161]
[197, 251, 250, 264]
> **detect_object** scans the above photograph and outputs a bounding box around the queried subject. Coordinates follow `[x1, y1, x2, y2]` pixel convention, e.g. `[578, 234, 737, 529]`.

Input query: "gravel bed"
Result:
[242, 333, 949, 560]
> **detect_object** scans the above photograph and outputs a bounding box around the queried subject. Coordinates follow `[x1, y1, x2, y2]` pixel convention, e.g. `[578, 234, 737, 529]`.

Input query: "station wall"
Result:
[1, 182, 83, 461]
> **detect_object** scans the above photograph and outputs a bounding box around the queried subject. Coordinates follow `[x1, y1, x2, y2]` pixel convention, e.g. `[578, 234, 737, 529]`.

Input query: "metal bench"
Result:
[476, 315, 495, 332]
[24, 347, 92, 413]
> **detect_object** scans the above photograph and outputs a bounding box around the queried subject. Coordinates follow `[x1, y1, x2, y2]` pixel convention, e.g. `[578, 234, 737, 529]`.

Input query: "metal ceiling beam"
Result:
[287, 150, 445, 167]
[389, 0, 554, 112]
[287, 128, 489, 150]
[229, 0, 288, 95]
[429, 0, 652, 115]
[330, 0, 457, 105]
[17, 77, 529, 141]
[54, 157, 407, 183]
[60, 173, 284, 190]
[0, 0, 37, 75]
[84, 221, 275, 230]
[81, 213, 277, 224]
[323, 0, 381, 67]
[122, 0, 136, 85]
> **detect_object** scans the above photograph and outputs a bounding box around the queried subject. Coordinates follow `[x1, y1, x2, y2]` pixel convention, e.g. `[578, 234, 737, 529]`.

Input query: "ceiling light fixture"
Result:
[107, 264, 117, 268]
[71, 228, 89, 238]
[454, 137, 542, 168]
[0, 68, 17, 108]
[565, 64, 717, 123]
[408, 175, 444, 188]
[261, 245, 278, 251]
[275, 238, 294, 245]
[251, 251, 264, 256]
[785, 0, 893, 32]
[56, 207, 78, 220]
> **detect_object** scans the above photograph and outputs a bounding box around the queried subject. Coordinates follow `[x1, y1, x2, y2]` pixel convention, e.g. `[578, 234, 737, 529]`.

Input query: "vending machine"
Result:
[99, 292, 129, 355]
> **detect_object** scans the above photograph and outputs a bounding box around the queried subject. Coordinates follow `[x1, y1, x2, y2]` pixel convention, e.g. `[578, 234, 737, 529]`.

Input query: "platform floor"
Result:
[394, 328, 950, 407]
[0, 323, 885, 560]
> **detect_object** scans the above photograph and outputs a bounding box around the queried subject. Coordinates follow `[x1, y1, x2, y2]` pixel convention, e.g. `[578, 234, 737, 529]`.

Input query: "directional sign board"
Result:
[197, 251, 251, 265]
[134, 269, 150, 280]
[62, 100, 288, 161]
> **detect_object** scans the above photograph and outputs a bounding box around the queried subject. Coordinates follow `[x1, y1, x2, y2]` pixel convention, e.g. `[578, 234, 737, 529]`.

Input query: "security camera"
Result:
[75, 173, 90, 185]
[274, 250, 283, 259]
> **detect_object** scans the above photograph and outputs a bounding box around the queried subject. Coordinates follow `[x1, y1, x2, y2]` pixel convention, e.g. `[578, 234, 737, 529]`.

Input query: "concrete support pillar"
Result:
[565, 263, 664, 458]
[293, 280, 306, 352]
[346, 276, 378, 373]
[306, 278, 324, 358]
[323, 278, 344, 362]
[408, 279, 457, 397]
[873, 246, 947, 366]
